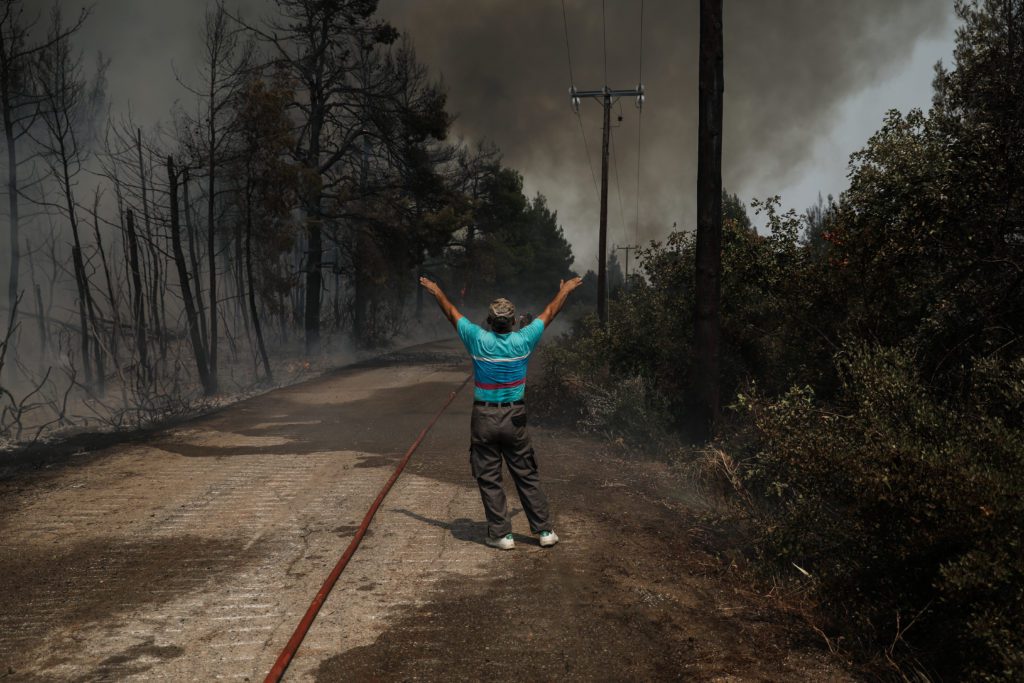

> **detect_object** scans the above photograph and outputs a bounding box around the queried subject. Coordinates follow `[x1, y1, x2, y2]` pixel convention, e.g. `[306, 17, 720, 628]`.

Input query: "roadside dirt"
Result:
[0, 340, 854, 681]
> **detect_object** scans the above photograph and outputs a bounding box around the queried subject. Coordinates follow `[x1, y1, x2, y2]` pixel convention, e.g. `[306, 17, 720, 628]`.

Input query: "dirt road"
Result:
[0, 340, 852, 681]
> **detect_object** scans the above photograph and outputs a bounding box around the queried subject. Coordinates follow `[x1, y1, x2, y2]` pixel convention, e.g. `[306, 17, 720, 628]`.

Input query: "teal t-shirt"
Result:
[457, 317, 545, 402]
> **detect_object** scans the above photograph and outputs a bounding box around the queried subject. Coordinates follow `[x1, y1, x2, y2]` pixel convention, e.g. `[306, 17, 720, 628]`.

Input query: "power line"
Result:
[635, 110, 643, 245]
[564, 2, 646, 325]
[639, 0, 645, 84]
[635, 0, 645, 245]
[561, 0, 600, 199]
[577, 115, 600, 198]
[602, 0, 608, 84]
[606, 122, 622, 240]
[560, 0, 575, 86]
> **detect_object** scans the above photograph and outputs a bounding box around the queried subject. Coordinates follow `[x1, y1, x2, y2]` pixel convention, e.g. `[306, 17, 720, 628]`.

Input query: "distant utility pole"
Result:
[571, 85, 644, 325]
[615, 244, 639, 288]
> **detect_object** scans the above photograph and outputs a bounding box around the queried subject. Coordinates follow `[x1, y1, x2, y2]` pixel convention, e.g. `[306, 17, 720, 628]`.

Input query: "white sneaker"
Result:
[485, 533, 515, 550]
[538, 530, 559, 547]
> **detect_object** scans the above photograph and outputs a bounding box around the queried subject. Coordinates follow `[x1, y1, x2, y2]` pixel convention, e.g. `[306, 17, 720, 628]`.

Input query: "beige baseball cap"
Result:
[488, 298, 515, 319]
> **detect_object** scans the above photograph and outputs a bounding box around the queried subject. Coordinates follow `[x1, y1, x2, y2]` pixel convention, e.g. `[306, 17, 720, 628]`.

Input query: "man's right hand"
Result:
[420, 276, 463, 328]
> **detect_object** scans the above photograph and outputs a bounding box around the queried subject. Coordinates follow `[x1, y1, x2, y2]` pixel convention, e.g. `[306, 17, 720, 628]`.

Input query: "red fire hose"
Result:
[264, 374, 471, 682]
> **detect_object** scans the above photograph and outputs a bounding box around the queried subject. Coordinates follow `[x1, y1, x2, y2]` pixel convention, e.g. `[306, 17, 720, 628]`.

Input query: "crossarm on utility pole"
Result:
[569, 85, 645, 325]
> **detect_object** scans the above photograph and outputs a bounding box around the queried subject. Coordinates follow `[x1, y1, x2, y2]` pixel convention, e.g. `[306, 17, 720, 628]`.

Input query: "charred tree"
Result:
[0, 2, 28, 336]
[136, 129, 164, 364]
[82, 249, 105, 395]
[206, 106, 219, 391]
[0, 4, 86, 333]
[233, 213, 251, 340]
[125, 209, 149, 381]
[167, 156, 214, 395]
[89, 187, 120, 373]
[226, 72, 302, 381]
[244, 192, 272, 383]
[353, 127, 371, 346]
[26, 243, 46, 355]
[0, 4, 87, 387]
[34, 8, 107, 392]
[174, 6, 251, 391]
[182, 168, 209, 354]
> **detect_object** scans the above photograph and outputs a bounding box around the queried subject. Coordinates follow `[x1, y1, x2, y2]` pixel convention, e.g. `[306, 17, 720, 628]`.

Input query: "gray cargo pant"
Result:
[470, 403, 552, 539]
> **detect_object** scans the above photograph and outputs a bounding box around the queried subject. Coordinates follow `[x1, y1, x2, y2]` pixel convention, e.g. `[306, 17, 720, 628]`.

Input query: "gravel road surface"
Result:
[0, 340, 853, 681]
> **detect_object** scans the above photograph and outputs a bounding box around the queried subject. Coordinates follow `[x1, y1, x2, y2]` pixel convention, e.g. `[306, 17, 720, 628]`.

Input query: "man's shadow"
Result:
[391, 508, 540, 547]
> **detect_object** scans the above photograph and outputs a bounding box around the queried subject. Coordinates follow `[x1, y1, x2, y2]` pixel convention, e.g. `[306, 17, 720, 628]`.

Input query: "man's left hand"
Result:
[419, 276, 442, 297]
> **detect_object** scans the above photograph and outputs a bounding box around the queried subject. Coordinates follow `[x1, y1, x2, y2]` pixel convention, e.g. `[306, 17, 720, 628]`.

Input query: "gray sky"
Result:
[68, 0, 957, 271]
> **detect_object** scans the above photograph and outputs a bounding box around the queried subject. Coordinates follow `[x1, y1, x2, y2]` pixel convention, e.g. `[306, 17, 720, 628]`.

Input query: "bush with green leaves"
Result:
[532, 332, 672, 448]
[535, 194, 823, 436]
[534, 2, 1024, 678]
[739, 344, 1024, 680]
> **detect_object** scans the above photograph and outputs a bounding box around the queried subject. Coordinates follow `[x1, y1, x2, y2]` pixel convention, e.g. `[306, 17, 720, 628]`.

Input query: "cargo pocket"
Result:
[524, 447, 539, 473]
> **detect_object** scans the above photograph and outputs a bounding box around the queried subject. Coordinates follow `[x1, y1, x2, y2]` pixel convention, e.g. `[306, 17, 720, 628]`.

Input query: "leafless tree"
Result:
[30, 6, 108, 393]
[167, 154, 214, 394]
[176, 4, 254, 392]
[0, 0, 87, 366]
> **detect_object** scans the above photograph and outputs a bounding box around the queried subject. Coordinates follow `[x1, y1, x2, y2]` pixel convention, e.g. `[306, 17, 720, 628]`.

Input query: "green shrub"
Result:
[532, 198, 826, 436]
[531, 321, 672, 449]
[739, 344, 1024, 680]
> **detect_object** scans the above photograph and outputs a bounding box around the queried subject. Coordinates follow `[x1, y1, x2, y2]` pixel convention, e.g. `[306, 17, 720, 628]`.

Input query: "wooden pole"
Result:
[693, 0, 724, 439]
[598, 91, 611, 325]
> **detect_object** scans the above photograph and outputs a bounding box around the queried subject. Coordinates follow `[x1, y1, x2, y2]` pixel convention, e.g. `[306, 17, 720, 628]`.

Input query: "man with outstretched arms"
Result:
[419, 276, 584, 550]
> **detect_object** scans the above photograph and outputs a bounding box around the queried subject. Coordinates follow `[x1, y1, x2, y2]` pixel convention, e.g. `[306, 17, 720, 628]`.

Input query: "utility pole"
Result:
[615, 244, 638, 289]
[693, 0, 724, 439]
[571, 85, 644, 325]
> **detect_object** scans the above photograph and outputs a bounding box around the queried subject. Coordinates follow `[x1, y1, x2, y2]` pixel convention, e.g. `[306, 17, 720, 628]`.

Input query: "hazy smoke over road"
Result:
[376, 0, 950, 267]
[66, 0, 950, 271]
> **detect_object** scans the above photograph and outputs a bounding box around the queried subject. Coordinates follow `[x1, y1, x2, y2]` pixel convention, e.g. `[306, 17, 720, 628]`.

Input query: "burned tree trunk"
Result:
[233, 216, 251, 340]
[207, 140, 219, 391]
[243, 186, 272, 383]
[167, 156, 214, 396]
[1, 0, 88, 347]
[26, 240, 47, 357]
[57, 143, 96, 391]
[137, 129, 164, 364]
[302, 113, 324, 355]
[83, 258, 105, 396]
[182, 168, 209, 354]
[90, 189, 120, 373]
[353, 224, 370, 346]
[125, 209, 149, 381]
[69, 243, 93, 389]
[692, 0, 724, 440]
[3, 98, 19, 335]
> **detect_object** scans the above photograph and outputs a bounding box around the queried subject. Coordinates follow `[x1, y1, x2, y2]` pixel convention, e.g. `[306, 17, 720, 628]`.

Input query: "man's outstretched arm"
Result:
[419, 277, 463, 329]
[538, 276, 584, 326]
